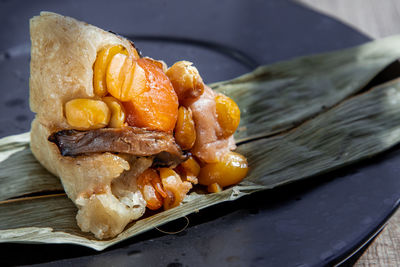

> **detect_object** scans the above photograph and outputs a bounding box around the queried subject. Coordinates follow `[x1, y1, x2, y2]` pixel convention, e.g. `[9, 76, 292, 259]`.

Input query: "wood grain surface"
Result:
[296, 1, 400, 266]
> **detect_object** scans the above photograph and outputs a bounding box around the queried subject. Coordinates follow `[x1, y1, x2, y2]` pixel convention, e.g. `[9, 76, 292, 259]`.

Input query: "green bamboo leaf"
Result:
[2, 36, 400, 250]
[211, 35, 400, 142]
[237, 78, 400, 188]
[0, 133, 62, 201]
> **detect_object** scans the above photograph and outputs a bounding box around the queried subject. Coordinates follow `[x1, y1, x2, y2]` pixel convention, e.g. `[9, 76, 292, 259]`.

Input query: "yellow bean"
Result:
[174, 106, 196, 150]
[102, 96, 126, 128]
[166, 61, 204, 105]
[65, 99, 110, 130]
[198, 151, 248, 187]
[177, 156, 200, 184]
[93, 45, 128, 97]
[215, 94, 240, 138]
[207, 183, 222, 193]
[106, 53, 146, 101]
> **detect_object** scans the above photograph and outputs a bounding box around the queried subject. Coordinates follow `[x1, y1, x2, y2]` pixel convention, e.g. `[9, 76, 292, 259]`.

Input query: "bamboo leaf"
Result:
[237, 78, 400, 188]
[2, 36, 400, 250]
[0, 133, 62, 201]
[211, 35, 400, 142]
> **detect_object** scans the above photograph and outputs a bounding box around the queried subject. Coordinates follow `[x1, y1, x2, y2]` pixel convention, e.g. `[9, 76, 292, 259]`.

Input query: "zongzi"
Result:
[29, 12, 248, 239]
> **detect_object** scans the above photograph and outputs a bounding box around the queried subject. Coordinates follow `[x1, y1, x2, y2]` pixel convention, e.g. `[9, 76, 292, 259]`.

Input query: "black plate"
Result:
[0, 0, 399, 266]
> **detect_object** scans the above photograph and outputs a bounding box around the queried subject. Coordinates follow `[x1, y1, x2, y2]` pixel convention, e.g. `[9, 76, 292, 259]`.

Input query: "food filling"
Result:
[50, 44, 248, 211]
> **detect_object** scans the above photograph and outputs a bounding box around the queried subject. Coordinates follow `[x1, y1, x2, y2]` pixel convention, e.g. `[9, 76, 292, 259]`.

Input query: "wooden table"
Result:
[297, 1, 400, 265]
